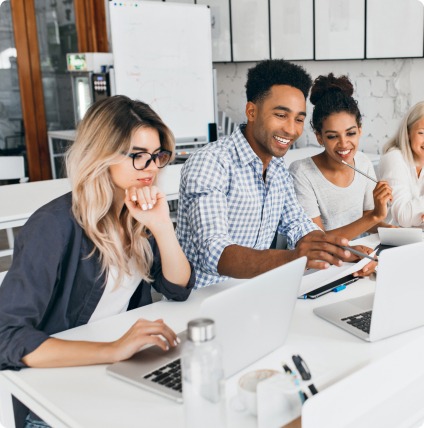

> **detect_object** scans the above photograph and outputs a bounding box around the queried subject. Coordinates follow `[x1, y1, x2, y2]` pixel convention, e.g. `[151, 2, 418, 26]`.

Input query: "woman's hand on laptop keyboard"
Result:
[109, 318, 179, 363]
[21, 318, 180, 368]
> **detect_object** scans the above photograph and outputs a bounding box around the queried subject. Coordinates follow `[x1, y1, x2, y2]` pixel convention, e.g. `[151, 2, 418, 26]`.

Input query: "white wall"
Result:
[215, 58, 424, 154]
[103, 0, 424, 156]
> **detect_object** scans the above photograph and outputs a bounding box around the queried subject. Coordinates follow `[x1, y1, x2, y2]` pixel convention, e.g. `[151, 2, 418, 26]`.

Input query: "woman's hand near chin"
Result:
[125, 185, 173, 233]
[125, 185, 191, 287]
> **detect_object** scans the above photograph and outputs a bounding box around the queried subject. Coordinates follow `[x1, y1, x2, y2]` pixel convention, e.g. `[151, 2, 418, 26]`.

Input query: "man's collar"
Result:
[233, 124, 258, 166]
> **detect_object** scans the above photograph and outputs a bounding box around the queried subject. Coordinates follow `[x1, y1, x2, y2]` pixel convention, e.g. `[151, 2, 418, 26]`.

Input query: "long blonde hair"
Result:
[383, 101, 424, 165]
[66, 95, 175, 284]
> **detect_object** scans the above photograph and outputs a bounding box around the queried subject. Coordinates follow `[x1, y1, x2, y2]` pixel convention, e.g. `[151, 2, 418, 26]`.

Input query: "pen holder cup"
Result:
[256, 373, 304, 428]
[238, 369, 280, 416]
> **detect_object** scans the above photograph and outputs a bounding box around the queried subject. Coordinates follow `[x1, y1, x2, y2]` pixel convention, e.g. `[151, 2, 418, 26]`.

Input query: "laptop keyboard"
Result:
[341, 310, 372, 333]
[143, 359, 182, 392]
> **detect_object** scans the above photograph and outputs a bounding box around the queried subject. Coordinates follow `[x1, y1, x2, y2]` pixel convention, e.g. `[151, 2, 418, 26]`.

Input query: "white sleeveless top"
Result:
[88, 259, 143, 323]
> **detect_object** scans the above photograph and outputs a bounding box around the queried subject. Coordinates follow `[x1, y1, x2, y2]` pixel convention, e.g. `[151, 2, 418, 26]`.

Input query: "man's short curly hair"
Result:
[245, 59, 312, 103]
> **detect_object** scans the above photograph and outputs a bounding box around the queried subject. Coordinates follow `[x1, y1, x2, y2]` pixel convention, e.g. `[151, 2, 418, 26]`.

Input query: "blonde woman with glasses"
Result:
[0, 95, 194, 373]
[379, 101, 424, 227]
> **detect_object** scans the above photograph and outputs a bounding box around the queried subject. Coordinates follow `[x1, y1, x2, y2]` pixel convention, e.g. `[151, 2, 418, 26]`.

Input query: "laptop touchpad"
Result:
[131, 330, 187, 362]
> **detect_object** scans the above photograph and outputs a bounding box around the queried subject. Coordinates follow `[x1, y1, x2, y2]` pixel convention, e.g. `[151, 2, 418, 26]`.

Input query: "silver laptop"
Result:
[106, 256, 307, 402]
[314, 242, 424, 342]
[378, 227, 422, 247]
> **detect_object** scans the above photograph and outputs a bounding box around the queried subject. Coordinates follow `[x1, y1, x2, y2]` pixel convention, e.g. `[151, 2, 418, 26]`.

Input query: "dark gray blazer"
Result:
[0, 192, 194, 370]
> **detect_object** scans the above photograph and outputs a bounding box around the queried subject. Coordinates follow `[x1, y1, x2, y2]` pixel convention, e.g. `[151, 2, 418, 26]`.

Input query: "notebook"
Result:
[106, 257, 307, 402]
[378, 227, 422, 247]
[314, 242, 424, 342]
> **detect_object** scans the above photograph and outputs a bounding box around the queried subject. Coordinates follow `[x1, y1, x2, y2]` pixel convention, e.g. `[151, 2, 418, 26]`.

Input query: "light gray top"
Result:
[378, 148, 424, 227]
[288, 151, 376, 232]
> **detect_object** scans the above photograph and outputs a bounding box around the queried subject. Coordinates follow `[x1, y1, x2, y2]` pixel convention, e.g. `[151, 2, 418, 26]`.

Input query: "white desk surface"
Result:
[1, 235, 422, 428]
[0, 179, 71, 228]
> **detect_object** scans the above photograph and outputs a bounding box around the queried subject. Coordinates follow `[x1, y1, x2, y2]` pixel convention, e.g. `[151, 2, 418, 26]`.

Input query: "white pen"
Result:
[341, 160, 378, 184]
[337, 245, 378, 262]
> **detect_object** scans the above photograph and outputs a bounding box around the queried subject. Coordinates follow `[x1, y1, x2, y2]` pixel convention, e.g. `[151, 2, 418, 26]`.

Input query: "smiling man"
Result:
[177, 59, 352, 288]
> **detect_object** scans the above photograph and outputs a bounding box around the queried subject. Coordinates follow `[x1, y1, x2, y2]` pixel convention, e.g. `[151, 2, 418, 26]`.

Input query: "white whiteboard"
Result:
[366, 0, 424, 59]
[270, 0, 313, 60]
[109, 1, 215, 142]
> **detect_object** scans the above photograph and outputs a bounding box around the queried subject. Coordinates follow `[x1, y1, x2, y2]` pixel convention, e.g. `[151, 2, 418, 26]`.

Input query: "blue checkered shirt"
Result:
[176, 125, 319, 288]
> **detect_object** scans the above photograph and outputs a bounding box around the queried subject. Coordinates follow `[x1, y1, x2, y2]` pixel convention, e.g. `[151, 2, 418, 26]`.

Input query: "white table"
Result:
[1, 234, 423, 428]
[0, 179, 71, 231]
[0, 179, 71, 258]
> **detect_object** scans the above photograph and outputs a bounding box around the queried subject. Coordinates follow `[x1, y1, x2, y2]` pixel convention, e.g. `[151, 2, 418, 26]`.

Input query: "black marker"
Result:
[292, 355, 311, 380]
[292, 355, 319, 395]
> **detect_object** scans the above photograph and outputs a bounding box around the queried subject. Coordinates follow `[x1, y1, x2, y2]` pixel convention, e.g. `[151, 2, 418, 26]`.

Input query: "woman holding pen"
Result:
[379, 101, 424, 227]
[289, 73, 393, 241]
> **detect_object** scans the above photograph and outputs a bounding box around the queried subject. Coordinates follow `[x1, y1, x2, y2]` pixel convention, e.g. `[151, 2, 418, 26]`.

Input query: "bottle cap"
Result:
[187, 318, 215, 342]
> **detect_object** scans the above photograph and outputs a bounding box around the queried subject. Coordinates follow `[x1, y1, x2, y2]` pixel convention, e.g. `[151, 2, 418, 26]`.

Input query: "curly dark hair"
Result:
[245, 59, 312, 103]
[310, 73, 362, 133]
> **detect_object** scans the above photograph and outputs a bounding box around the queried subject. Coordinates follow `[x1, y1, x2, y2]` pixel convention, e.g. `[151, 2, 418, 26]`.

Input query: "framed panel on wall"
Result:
[366, 0, 424, 59]
[315, 0, 365, 60]
[270, 0, 313, 60]
[197, 0, 231, 62]
[231, 0, 269, 62]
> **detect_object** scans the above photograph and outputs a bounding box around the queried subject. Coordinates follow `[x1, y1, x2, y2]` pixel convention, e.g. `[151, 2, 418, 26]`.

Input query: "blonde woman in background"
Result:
[379, 101, 424, 227]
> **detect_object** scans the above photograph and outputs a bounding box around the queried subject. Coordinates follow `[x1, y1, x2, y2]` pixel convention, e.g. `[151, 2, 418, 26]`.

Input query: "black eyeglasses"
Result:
[124, 150, 172, 170]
